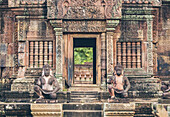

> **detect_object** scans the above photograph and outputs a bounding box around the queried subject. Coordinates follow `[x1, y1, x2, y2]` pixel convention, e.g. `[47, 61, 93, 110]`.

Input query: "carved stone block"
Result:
[104, 103, 135, 117]
[11, 78, 35, 92]
[31, 104, 62, 117]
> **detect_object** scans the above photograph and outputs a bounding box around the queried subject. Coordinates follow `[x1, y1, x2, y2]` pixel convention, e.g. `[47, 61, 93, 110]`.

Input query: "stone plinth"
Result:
[104, 103, 135, 117]
[31, 104, 62, 117]
[11, 78, 35, 92]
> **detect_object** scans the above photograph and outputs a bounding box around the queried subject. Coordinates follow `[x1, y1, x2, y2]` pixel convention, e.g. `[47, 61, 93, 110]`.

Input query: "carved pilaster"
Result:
[106, 20, 119, 76]
[101, 33, 106, 89]
[17, 17, 29, 78]
[50, 20, 63, 90]
[107, 32, 114, 75]
[147, 19, 153, 75]
[50, 20, 63, 76]
[54, 28, 63, 75]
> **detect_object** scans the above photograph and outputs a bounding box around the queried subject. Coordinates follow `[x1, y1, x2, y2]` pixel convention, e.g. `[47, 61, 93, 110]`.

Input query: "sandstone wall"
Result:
[157, 5, 170, 76]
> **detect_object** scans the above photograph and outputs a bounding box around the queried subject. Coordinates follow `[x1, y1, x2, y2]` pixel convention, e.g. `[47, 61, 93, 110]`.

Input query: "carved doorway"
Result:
[64, 34, 101, 87]
[73, 38, 96, 84]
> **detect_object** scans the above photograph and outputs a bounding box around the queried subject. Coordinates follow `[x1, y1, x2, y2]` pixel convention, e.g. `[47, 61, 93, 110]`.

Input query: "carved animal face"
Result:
[43, 64, 51, 77]
[116, 69, 122, 76]
[114, 63, 123, 76]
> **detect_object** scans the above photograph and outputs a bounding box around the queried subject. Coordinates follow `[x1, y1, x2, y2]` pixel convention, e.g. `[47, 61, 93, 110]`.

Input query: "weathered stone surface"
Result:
[134, 103, 154, 117]
[3, 104, 32, 117]
[11, 78, 35, 92]
[104, 103, 135, 117]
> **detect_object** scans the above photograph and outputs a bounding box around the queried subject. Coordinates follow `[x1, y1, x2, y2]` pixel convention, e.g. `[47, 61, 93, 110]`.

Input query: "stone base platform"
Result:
[1, 102, 169, 117]
[2, 90, 162, 103]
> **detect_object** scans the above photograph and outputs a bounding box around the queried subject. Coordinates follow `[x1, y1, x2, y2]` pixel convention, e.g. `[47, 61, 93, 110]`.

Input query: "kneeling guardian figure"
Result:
[34, 64, 61, 101]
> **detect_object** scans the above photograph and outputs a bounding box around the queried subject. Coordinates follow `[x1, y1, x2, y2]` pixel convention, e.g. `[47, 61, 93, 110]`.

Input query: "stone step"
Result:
[71, 91, 98, 95]
[69, 87, 100, 91]
[63, 103, 103, 110]
[63, 104, 103, 117]
[70, 91, 99, 102]
[63, 111, 102, 117]
[70, 98, 98, 103]
[71, 95, 97, 98]
[69, 84, 100, 91]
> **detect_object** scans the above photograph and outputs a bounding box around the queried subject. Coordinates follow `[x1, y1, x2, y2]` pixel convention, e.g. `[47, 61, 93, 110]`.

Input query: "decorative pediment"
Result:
[47, 0, 122, 19]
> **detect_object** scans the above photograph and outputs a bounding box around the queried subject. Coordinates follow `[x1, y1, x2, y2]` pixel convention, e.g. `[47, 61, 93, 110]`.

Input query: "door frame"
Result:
[63, 34, 101, 86]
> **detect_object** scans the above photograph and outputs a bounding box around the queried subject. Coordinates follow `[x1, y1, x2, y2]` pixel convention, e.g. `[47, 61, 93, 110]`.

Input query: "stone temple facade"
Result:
[0, 0, 169, 92]
[0, 0, 170, 117]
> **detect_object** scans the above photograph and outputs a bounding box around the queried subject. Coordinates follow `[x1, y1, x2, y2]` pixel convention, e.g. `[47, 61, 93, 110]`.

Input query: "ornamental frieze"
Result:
[63, 21, 106, 32]
[47, 0, 122, 19]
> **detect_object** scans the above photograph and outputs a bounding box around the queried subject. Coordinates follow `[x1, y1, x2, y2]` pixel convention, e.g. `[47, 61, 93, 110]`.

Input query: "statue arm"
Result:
[52, 78, 61, 93]
[124, 77, 130, 92]
[108, 76, 113, 84]
[36, 78, 41, 86]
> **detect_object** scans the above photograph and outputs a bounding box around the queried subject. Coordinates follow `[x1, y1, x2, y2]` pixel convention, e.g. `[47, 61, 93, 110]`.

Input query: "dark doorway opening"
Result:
[73, 38, 96, 84]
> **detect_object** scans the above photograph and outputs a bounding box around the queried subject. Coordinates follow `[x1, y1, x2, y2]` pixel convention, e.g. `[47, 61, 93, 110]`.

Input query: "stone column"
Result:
[16, 16, 28, 78]
[50, 20, 63, 90]
[101, 33, 106, 90]
[146, 18, 153, 75]
[106, 20, 120, 77]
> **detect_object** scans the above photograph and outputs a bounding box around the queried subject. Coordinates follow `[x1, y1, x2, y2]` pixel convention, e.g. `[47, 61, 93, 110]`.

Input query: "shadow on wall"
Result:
[157, 54, 170, 76]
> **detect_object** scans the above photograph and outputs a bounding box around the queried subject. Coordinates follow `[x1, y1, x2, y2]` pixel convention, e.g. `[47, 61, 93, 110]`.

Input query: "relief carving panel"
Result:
[48, 0, 122, 19]
[63, 21, 106, 32]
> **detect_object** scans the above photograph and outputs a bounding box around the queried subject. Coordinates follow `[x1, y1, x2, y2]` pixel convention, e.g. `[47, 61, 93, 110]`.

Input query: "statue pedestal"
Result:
[31, 104, 62, 117]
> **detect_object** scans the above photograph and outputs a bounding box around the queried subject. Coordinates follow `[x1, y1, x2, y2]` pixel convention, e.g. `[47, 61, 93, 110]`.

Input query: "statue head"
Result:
[42, 64, 52, 77]
[114, 63, 124, 76]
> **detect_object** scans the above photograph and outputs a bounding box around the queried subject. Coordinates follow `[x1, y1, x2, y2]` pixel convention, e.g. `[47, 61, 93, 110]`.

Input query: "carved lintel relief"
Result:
[147, 19, 153, 75]
[63, 21, 106, 32]
[47, 0, 122, 19]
